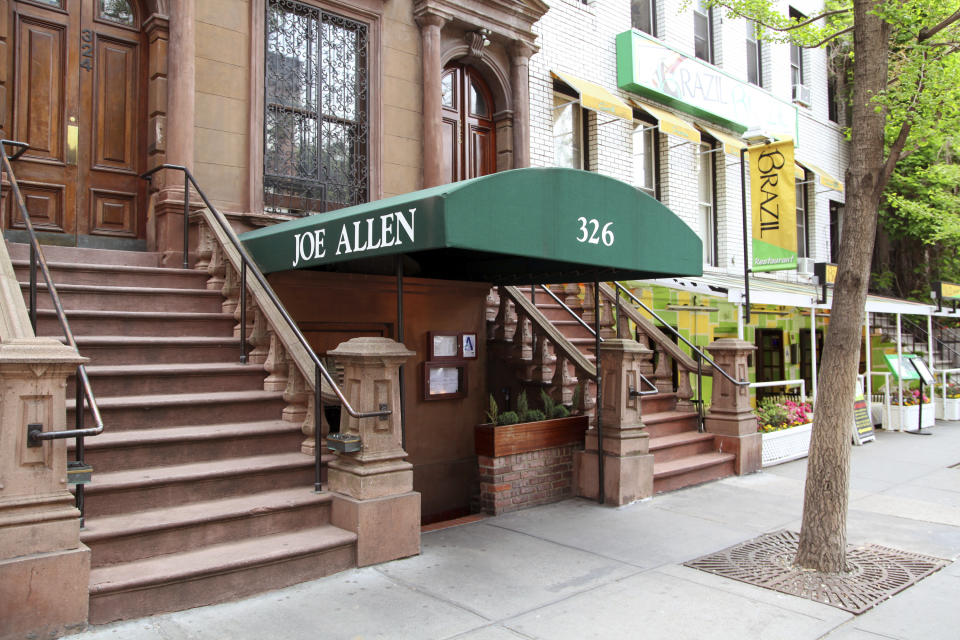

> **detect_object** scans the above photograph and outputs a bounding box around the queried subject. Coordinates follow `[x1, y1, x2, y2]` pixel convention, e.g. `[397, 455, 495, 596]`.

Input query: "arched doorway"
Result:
[3, 0, 147, 248]
[441, 63, 495, 184]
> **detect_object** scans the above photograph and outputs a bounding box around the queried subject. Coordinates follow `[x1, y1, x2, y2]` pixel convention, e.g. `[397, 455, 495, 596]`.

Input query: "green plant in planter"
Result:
[486, 394, 499, 424]
[497, 411, 520, 426]
[541, 389, 571, 419]
[486, 388, 578, 426]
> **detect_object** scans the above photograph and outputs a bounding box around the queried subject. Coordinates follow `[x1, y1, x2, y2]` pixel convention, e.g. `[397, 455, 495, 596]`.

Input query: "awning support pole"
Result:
[736, 303, 744, 340]
[865, 311, 872, 422]
[811, 307, 817, 406]
[927, 314, 935, 375]
[896, 313, 904, 430]
[595, 279, 604, 505]
[739, 147, 752, 324]
[397, 256, 406, 449]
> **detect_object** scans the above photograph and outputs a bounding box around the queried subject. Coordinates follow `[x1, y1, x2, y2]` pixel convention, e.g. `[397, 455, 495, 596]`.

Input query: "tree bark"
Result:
[794, 0, 891, 573]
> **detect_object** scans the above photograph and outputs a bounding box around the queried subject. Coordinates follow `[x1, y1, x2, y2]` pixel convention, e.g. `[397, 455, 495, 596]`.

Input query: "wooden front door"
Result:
[3, 0, 146, 247]
[441, 63, 495, 184]
[755, 328, 785, 399]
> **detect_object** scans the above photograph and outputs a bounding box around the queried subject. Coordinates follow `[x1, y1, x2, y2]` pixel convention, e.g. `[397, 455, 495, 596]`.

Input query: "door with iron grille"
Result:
[3, 0, 147, 247]
[264, 0, 369, 215]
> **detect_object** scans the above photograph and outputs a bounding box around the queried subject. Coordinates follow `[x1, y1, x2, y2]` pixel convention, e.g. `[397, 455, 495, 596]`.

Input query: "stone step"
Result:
[68, 390, 287, 430]
[82, 452, 316, 518]
[88, 525, 356, 624]
[81, 487, 334, 568]
[5, 241, 162, 267]
[641, 410, 700, 438]
[72, 420, 305, 471]
[640, 392, 679, 414]
[72, 335, 240, 365]
[22, 282, 224, 313]
[653, 451, 736, 494]
[13, 259, 208, 289]
[649, 431, 716, 463]
[68, 362, 266, 397]
[36, 308, 236, 338]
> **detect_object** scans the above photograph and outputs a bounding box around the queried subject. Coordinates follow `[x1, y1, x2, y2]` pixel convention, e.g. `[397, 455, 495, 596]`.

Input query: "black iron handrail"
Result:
[613, 282, 749, 431]
[1, 140, 104, 525]
[902, 316, 960, 364]
[140, 164, 390, 491]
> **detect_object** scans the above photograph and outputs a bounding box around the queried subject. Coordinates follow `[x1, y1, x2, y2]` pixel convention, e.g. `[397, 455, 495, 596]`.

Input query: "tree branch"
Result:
[809, 25, 854, 49]
[780, 8, 852, 31]
[918, 10, 960, 42]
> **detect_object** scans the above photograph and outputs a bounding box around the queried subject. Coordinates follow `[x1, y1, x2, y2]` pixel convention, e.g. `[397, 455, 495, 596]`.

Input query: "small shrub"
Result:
[485, 394, 499, 424]
[540, 390, 557, 417]
[516, 391, 529, 416]
[522, 409, 546, 422]
[497, 411, 520, 426]
[550, 404, 570, 419]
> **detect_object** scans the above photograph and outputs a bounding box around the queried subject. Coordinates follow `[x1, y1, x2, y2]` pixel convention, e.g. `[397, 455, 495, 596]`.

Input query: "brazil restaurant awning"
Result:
[240, 168, 703, 286]
[551, 71, 633, 121]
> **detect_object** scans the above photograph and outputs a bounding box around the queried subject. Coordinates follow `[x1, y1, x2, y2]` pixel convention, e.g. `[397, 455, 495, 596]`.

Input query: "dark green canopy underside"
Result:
[240, 168, 703, 285]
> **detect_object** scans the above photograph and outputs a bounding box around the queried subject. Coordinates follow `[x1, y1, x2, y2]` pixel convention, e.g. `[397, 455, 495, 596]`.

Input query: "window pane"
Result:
[694, 11, 710, 61]
[796, 180, 808, 258]
[441, 72, 455, 109]
[470, 79, 489, 117]
[632, 0, 654, 35]
[633, 124, 656, 196]
[553, 96, 581, 169]
[264, 0, 368, 215]
[698, 143, 715, 265]
[100, 0, 135, 25]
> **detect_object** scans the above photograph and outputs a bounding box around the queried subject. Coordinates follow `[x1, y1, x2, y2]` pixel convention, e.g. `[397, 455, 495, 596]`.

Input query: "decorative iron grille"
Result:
[264, 0, 369, 215]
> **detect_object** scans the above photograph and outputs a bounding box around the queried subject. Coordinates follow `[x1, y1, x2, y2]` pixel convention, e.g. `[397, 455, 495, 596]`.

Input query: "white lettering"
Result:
[336, 225, 352, 255]
[365, 217, 381, 250]
[381, 213, 395, 247]
[352, 221, 368, 252]
[395, 208, 416, 246]
[312, 228, 326, 259]
[292, 233, 302, 268]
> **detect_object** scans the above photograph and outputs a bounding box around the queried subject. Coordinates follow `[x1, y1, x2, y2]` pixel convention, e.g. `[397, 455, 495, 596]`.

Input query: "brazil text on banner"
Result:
[749, 139, 797, 273]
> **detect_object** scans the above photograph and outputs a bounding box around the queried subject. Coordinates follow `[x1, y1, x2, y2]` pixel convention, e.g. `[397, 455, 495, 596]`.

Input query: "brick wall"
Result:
[478, 445, 579, 515]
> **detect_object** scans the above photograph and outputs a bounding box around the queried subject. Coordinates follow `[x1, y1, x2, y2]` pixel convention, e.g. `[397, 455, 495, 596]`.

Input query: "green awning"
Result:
[240, 168, 703, 285]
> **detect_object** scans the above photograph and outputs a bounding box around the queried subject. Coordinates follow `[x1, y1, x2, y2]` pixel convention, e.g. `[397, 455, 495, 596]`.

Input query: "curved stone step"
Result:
[653, 451, 736, 494]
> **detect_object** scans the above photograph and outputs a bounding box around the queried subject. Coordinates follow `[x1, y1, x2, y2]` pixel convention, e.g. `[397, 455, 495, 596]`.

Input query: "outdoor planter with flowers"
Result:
[935, 382, 960, 421]
[756, 398, 814, 467]
[883, 389, 934, 430]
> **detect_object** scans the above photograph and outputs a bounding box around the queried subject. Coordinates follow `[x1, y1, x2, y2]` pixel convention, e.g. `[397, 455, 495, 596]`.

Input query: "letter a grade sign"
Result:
[749, 139, 797, 272]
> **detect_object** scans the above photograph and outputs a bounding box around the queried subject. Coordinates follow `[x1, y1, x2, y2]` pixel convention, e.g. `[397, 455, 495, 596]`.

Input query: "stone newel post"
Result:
[576, 339, 655, 505]
[0, 339, 89, 639]
[326, 337, 420, 566]
[704, 338, 761, 475]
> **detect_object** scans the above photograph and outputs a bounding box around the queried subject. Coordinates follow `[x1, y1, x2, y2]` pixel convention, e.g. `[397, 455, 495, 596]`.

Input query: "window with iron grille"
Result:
[264, 0, 369, 215]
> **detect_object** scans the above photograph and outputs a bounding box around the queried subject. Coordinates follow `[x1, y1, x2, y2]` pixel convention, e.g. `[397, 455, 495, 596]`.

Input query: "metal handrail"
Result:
[536, 284, 603, 342]
[902, 316, 960, 362]
[613, 282, 747, 388]
[534, 284, 658, 395]
[140, 164, 388, 422]
[2, 140, 104, 525]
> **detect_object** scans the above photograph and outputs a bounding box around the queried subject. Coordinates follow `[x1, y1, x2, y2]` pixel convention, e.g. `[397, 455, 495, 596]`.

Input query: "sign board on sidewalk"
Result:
[884, 353, 920, 380]
[909, 357, 936, 386]
[852, 379, 875, 445]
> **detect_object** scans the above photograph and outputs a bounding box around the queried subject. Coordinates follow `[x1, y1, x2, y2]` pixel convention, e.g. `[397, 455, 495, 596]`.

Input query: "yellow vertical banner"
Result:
[749, 139, 797, 272]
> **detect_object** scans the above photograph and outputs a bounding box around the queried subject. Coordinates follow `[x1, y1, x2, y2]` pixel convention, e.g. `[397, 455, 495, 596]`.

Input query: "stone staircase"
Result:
[492, 285, 735, 495]
[8, 242, 356, 624]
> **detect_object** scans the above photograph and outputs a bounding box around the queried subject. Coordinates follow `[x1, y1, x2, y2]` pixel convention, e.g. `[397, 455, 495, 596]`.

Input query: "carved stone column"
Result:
[576, 339, 655, 505]
[0, 339, 89, 639]
[326, 337, 420, 567]
[510, 41, 534, 168]
[704, 338, 761, 475]
[416, 12, 447, 188]
[152, 0, 196, 265]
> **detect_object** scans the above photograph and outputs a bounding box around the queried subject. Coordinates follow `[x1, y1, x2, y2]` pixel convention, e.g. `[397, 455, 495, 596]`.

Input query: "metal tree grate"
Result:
[684, 530, 949, 614]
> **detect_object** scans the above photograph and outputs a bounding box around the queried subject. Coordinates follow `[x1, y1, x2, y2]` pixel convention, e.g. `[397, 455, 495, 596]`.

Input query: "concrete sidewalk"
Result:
[65, 423, 960, 640]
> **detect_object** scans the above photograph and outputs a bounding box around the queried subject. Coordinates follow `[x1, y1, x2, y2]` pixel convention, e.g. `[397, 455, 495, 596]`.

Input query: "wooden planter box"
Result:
[475, 415, 589, 457]
[935, 397, 960, 421]
[883, 403, 935, 430]
[761, 423, 812, 468]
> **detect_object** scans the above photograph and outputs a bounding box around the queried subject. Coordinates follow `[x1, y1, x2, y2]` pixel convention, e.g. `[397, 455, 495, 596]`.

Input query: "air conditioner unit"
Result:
[797, 257, 814, 274]
[792, 84, 812, 107]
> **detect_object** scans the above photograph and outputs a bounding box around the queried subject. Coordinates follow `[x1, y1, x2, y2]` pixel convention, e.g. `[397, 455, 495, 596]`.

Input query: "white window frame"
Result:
[552, 93, 584, 170]
[633, 121, 657, 198]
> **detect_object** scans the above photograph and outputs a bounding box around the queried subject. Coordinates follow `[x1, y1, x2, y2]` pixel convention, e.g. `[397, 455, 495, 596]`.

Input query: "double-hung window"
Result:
[698, 141, 717, 266]
[789, 8, 805, 89]
[796, 171, 810, 259]
[746, 21, 762, 87]
[693, 0, 713, 63]
[632, 0, 657, 36]
[264, 0, 369, 215]
[553, 92, 585, 169]
[830, 202, 844, 263]
[633, 119, 658, 198]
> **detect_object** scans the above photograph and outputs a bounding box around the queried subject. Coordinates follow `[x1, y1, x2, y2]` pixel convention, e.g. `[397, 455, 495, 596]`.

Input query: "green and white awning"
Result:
[240, 168, 703, 285]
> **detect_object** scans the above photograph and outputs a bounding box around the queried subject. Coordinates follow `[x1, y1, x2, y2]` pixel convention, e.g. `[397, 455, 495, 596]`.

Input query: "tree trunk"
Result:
[794, 0, 891, 573]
